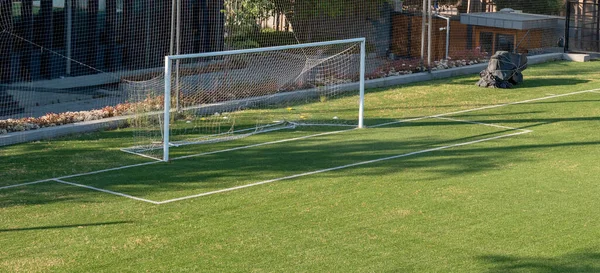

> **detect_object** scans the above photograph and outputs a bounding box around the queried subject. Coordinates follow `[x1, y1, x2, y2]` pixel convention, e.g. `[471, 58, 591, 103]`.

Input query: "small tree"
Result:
[225, 0, 275, 37]
[228, 0, 389, 42]
[495, 0, 563, 15]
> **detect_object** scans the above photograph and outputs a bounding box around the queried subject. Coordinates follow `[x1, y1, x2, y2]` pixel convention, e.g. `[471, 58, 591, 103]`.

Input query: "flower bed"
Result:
[0, 96, 164, 135]
[368, 49, 489, 79]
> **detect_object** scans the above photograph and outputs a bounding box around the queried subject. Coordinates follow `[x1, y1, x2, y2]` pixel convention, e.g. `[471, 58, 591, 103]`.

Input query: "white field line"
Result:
[119, 148, 164, 162]
[372, 88, 600, 128]
[1, 88, 598, 192]
[0, 161, 162, 191]
[435, 117, 533, 133]
[5, 116, 527, 204]
[0, 129, 354, 191]
[171, 128, 355, 161]
[156, 128, 532, 204]
[0, 179, 53, 190]
[52, 179, 161, 205]
[55, 161, 162, 181]
[158, 89, 600, 203]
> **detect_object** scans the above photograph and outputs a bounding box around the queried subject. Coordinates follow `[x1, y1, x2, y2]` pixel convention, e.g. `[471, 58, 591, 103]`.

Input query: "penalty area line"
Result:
[52, 179, 161, 205]
[170, 128, 356, 161]
[156, 129, 532, 204]
[1, 129, 356, 192]
[0, 161, 160, 191]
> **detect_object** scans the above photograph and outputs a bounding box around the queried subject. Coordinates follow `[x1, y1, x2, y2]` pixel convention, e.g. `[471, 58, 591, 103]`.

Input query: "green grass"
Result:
[2, 60, 600, 272]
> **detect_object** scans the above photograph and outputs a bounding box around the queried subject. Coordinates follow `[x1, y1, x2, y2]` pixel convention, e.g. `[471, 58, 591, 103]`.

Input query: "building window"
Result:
[479, 32, 493, 54]
[496, 33, 514, 52]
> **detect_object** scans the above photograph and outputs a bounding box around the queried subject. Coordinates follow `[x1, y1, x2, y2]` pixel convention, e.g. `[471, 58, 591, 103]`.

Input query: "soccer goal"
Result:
[122, 38, 366, 162]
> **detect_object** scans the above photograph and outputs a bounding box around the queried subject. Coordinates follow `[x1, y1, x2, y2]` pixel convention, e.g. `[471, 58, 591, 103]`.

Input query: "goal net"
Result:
[122, 38, 366, 161]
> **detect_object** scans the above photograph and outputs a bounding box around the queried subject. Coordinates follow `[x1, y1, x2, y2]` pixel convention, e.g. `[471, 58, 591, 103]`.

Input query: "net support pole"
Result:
[163, 56, 172, 162]
[427, 0, 432, 71]
[358, 38, 366, 129]
[421, 0, 426, 71]
[435, 14, 450, 60]
[175, 0, 182, 113]
[170, 0, 175, 55]
[564, 3, 570, 53]
[66, 0, 72, 75]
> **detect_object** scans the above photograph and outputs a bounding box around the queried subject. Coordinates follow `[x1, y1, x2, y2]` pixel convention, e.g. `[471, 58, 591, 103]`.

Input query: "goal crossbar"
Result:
[167, 38, 367, 60]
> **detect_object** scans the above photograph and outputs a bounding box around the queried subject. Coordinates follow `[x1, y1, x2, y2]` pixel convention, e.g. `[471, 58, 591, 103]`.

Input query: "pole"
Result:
[170, 0, 176, 55]
[427, 0, 432, 71]
[22, 0, 33, 79]
[40, 0, 53, 79]
[467, 0, 471, 14]
[164, 57, 172, 162]
[145, 0, 151, 67]
[358, 39, 366, 129]
[0, 0, 12, 83]
[66, 0, 72, 75]
[421, 0, 426, 71]
[596, 2, 599, 52]
[445, 17, 449, 60]
[175, 0, 181, 113]
[564, 2, 570, 53]
[435, 14, 451, 60]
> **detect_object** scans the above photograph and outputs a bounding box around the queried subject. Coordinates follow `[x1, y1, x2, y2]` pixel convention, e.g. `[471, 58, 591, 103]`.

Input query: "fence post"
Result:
[0, 0, 12, 83]
[564, 1, 570, 53]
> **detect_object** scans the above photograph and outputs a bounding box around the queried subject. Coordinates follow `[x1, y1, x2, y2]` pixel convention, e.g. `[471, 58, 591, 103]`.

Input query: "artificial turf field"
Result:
[1, 60, 600, 272]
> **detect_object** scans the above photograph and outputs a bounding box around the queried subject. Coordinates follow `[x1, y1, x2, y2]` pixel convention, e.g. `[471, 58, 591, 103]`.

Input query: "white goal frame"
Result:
[162, 38, 367, 162]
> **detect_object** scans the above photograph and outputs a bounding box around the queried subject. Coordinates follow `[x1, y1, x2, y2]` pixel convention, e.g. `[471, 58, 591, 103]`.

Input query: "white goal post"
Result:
[159, 38, 366, 162]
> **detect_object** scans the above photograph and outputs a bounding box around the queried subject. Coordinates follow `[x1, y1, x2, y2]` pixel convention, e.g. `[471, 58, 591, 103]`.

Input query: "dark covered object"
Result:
[477, 51, 528, 88]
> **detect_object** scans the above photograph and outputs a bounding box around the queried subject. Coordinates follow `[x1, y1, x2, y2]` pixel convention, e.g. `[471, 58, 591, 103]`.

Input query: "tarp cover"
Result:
[477, 51, 528, 88]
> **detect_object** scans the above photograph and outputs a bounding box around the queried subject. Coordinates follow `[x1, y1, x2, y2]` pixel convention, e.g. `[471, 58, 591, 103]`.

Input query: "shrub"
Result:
[226, 30, 297, 49]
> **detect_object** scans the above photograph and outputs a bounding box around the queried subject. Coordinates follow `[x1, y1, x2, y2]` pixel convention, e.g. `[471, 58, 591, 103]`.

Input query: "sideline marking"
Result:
[436, 117, 533, 133]
[1, 88, 598, 196]
[53, 179, 161, 204]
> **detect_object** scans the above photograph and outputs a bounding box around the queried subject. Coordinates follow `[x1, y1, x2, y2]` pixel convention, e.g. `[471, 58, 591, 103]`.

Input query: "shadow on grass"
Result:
[0, 130, 152, 188]
[0, 181, 124, 208]
[0, 221, 133, 233]
[1, 110, 599, 206]
[526, 61, 600, 76]
[448, 78, 590, 88]
[1, 80, 599, 205]
[448, 116, 600, 129]
[36, 133, 600, 200]
[519, 78, 591, 88]
[479, 251, 600, 273]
